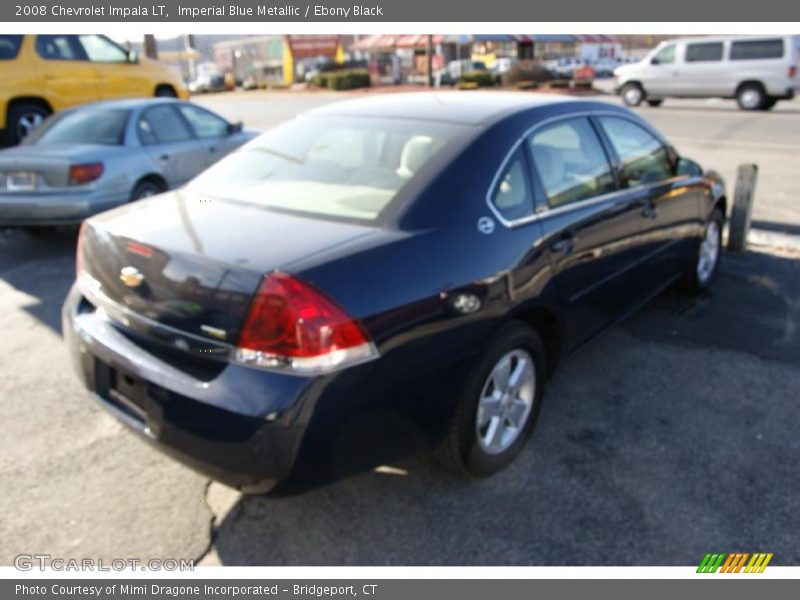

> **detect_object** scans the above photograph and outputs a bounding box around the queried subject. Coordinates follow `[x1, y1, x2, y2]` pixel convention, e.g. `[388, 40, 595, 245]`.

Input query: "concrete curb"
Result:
[746, 228, 800, 253]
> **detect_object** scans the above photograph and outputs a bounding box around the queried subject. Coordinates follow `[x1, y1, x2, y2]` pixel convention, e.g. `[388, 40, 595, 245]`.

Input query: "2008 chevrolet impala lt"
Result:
[63, 93, 726, 493]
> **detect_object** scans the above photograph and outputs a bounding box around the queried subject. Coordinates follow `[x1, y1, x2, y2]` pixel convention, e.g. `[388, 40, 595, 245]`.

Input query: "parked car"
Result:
[614, 35, 800, 110]
[0, 98, 256, 231]
[188, 74, 227, 94]
[0, 34, 189, 145]
[438, 59, 489, 85]
[63, 93, 726, 493]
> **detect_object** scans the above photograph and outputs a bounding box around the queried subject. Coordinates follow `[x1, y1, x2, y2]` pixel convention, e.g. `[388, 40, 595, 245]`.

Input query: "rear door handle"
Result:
[550, 232, 575, 254]
[159, 154, 170, 162]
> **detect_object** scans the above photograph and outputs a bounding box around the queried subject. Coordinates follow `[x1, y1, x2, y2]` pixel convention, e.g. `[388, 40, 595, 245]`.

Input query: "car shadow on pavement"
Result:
[0, 227, 78, 334]
[209, 248, 800, 566]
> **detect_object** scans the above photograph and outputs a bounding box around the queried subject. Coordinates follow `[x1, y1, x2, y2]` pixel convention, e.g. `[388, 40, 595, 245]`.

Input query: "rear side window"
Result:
[529, 117, 615, 209]
[730, 39, 785, 60]
[490, 150, 534, 221]
[36, 35, 86, 61]
[686, 42, 724, 62]
[0, 35, 23, 60]
[598, 117, 674, 187]
[25, 109, 130, 146]
[139, 106, 193, 144]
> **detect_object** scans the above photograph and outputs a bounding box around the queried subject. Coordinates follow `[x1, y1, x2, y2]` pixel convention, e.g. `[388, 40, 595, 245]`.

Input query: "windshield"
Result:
[25, 109, 131, 145]
[187, 115, 473, 222]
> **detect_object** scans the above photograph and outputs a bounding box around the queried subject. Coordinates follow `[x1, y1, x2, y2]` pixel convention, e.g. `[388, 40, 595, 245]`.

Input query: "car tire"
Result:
[6, 102, 51, 145]
[736, 83, 767, 110]
[760, 97, 777, 111]
[683, 208, 724, 295]
[646, 99, 663, 107]
[621, 82, 645, 107]
[130, 179, 164, 201]
[435, 322, 546, 478]
[154, 85, 177, 98]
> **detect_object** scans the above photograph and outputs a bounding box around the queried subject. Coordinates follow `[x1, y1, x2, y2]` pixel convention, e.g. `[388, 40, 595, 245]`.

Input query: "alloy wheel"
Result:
[475, 349, 536, 455]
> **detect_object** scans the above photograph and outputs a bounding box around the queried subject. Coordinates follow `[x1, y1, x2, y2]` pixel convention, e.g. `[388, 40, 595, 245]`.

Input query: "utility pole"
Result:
[143, 34, 158, 59]
[426, 34, 434, 87]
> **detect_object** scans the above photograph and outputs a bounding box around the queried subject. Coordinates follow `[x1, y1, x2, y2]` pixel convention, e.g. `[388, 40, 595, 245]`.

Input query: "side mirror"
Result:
[650, 57, 660, 65]
[228, 121, 243, 135]
[127, 49, 139, 64]
[676, 157, 703, 177]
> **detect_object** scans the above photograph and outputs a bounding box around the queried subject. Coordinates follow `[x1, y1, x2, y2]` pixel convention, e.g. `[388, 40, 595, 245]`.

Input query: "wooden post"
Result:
[727, 163, 758, 252]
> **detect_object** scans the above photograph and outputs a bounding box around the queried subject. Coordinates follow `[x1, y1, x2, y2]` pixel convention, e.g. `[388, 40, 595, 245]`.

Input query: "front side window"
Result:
[730, 39, 784, 60]
[35, 35, 85, 61]
[685, 42, 724, 62]
[529, 117, 615, 208]
[187, 116, 471, 222]
[78, 35, 128, 63]
[139, 106, 193, 144]
[598, 117, 674, 187]
[177, 105, 229, 138]
[651, 44, 676, 65]
[490, 150, 534, 221]
[0, 35, 23, 60]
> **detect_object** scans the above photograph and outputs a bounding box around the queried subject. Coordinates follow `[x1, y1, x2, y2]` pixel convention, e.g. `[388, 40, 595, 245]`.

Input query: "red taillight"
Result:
[69, 163, 104, 185]
[76, 221, 88, 276]
[235, 273, 376, 374]
[789, 65, 797, 78]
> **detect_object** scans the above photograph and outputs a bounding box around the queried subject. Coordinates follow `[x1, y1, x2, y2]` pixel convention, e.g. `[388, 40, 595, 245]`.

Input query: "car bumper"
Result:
[61, 283, 316, 493]
[0, 191, 127, 226]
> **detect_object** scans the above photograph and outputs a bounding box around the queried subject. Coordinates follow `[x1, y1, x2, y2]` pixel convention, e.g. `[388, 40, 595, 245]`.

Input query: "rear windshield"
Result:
[730, 39, 785, 60]
[0, 35, 23, 60]
[187, 115, 473, 222]
[25, 109, 130, 146]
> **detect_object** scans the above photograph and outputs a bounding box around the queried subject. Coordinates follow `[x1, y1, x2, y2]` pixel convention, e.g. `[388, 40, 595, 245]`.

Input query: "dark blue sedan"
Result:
[62, 93, 726, 493]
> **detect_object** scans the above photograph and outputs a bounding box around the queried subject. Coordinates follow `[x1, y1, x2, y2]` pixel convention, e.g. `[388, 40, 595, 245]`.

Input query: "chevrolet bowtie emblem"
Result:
[119, 266, 145, 288]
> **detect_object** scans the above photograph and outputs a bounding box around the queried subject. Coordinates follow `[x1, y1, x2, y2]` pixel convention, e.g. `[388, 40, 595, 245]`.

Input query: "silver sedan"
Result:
[0, 98, 257, 230]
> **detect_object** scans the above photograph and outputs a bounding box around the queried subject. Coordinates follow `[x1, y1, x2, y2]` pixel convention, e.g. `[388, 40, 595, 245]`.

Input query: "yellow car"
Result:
[1, 34, 189, 145]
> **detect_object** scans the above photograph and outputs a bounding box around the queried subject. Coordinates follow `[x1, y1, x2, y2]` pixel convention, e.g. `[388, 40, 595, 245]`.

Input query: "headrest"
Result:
[397, 136, 434, 179]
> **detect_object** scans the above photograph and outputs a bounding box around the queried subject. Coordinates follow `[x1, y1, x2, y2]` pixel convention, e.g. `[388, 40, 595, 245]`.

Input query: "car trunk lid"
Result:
[78, 189, 379, 346]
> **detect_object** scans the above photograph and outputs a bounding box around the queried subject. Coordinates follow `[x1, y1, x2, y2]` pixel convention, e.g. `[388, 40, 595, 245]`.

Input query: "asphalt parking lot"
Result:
[1, 90, 799, 566]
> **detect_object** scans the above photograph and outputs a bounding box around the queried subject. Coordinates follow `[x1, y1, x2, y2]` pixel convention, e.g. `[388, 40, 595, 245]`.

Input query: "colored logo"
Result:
[697, 552, 773, 573]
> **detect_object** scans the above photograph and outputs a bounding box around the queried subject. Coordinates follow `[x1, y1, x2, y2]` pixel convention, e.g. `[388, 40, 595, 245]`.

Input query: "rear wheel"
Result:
[435, 322, 546, 477]
[130, 179, 165, 201]
[736, 83, 766, 110]
[683, 208, 724, 294]
[646, 99, 663, 107]
[6, 102, 51, 145]
[621, 82, 645, 107]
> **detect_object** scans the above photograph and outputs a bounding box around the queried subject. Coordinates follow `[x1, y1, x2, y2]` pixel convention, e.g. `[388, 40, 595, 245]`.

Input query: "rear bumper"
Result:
[61, 283, 315, 493]
[0, 191, 127, 226]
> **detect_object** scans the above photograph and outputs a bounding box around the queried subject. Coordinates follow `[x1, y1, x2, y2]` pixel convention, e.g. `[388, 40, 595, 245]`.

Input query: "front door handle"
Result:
[550, 232, 575, 254]
[159, 154, 170, 162]
[641, 203, 658, 220]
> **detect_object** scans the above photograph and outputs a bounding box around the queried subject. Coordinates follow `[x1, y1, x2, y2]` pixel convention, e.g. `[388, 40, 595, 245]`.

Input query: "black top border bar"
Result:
[3, 0, 800, 22]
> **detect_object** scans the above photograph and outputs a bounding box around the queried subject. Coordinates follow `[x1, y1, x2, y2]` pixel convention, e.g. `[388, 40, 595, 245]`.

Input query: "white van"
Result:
[614, 35, 799, 110]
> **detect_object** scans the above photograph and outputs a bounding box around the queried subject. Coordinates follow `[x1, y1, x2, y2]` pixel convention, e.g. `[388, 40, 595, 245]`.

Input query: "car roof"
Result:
[306, 92, 577, 126]
[63, 98, 182, 113]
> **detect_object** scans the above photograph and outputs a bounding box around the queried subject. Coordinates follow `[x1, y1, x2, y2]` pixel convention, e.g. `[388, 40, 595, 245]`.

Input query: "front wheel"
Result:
[435, 322, 546, 477]
[621, 82, 645, 107]
[6, 102, 51, 145]
[683, 208, 724, 294]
